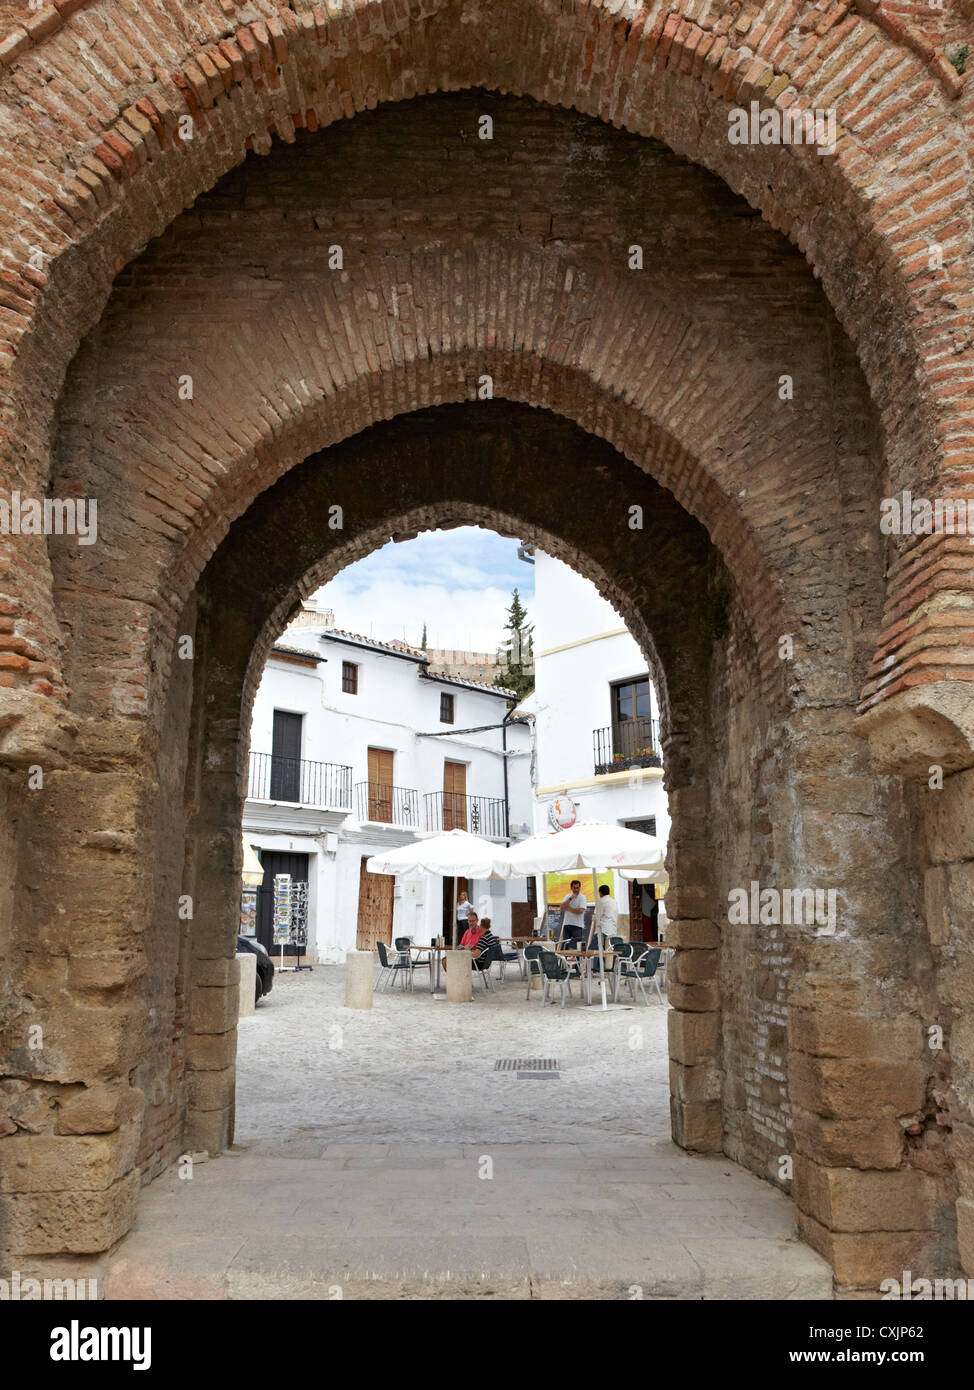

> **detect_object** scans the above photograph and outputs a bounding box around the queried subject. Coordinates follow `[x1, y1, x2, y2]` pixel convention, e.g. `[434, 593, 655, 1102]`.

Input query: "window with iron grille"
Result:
[440, 692, 454, 723]
[342, 661, 358, 694]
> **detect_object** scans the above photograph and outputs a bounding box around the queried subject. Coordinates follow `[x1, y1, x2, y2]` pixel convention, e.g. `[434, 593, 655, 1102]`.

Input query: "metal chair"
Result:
[496, 938, 522, 981]
[524, 942, 545, 999]
[540, 949, 574, 1009]
[375, 940, 412, 992]
[611, 942, 634, 1001]
[396, 936, 430, 989]
[617, 945, 664, 1005]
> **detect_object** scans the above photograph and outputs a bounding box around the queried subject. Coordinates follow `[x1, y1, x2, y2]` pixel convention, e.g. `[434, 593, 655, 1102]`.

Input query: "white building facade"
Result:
[521, 551, 670, 938]
[242, 618, 534, 961]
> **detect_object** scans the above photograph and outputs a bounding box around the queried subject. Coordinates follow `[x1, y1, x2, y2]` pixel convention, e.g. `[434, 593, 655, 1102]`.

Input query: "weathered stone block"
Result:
[793, 1158, 935, 1232]
[797, 775, 878, 815]
[670, 1098, 722, 1152]
[669, 1059, 722, 1104]
[668, 980, 720, 1012]
[669, 949, 717, 984]
[947, 1122, 974, 1197]
[190, 984, 239, 1034]
[924, 862, 974, 951]
[184, 1104, 232, 1156]
[925, 768, 974, 864]
[957, 1197, 974, 1276]
[186, 1067, 235, 1112]
[789, 1053, 927, 1119]
[667, 1008, 719, 1065]
[30, 1002, 146, 1084]
[67, 953, 146, 992]
[2, 1170, 141, 1255]
[788, 1009, 923, 1061]
[792, 1106, 904, 1169]
[56, 1082, 145, 1136]
[191, 955, 235, 987]
[664, 883, 713, 920]
[661, 919, 719, 949]
[0, 1119, 141, 1194]
[185, 1029, 237, 1071]
[796, 1210, 939, 1290]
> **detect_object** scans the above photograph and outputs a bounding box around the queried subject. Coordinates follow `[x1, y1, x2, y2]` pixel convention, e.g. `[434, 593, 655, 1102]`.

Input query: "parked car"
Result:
[236, 935, 274, 1004]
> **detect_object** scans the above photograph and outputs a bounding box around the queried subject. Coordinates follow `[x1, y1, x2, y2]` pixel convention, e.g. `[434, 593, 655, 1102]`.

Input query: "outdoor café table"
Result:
[403, 944, 482, 994]
[551, 947, 617, 1006]
[401, 943, 449, 993]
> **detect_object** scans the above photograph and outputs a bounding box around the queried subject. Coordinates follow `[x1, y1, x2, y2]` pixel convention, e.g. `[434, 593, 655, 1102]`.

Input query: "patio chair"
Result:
[396, 936, 430, 989]
[375, 940, 412, 992]
[471, 949, 494, 991]
[524, 942, 545, 999]
[540, 950, 574, 1009]
[611, 942, 634, 1001]
[617, 945, 664, 1005]
[496, 938, 522, 982]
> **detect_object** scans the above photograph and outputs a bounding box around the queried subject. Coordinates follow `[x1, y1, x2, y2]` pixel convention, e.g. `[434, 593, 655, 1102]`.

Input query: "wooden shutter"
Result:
[367, 747, 394, 822]
[443, 760, 466, 830]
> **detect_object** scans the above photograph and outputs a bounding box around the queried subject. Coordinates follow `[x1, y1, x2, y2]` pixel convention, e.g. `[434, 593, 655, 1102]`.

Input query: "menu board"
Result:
[239, 888, 257, 937]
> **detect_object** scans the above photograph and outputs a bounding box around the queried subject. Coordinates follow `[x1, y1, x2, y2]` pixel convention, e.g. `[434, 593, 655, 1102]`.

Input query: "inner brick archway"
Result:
[1, 18, 972, 1292]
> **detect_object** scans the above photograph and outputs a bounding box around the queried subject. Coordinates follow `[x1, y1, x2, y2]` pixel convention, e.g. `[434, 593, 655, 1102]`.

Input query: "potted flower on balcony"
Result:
[626, 746, 663, 769]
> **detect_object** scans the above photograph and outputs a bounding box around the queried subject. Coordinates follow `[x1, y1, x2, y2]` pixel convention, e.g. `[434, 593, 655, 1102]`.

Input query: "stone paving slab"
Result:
[104, 1140, 833, 1300]
[102, 972, 834, 1300]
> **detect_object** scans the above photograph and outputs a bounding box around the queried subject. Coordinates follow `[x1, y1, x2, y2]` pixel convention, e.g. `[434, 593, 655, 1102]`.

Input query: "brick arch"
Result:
[0, 0, 971, 747]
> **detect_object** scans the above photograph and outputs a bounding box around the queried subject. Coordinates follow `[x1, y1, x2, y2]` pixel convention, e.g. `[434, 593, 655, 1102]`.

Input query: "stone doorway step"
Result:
[104, 1138, 833, 1300]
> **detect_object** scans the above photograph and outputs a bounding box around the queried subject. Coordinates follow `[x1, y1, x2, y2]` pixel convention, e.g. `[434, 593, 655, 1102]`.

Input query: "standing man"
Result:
[559, 879, 588, 946]
[590, 882, 618, 948]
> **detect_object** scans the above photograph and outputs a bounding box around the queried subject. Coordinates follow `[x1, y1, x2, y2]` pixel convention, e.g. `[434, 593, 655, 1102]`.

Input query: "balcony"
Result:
[593, 717, 662, 777]
[423, 791, 508, 839]
[248, 751, 352, 808]
[354, 781, 420, 827]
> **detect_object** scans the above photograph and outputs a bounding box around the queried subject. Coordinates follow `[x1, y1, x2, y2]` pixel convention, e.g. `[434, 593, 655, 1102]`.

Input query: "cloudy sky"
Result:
[310, 526, 535, 653]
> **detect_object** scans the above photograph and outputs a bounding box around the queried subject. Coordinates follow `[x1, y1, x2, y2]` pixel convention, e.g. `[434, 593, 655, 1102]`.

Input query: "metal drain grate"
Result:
[494, 1058, 559, 1072]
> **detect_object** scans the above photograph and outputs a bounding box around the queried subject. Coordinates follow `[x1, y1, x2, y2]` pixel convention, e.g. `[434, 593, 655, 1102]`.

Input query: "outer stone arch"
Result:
[0, 0, 970, 751]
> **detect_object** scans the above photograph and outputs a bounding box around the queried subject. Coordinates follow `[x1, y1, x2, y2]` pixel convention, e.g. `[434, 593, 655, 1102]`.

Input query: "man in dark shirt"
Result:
[472, 916, 501, 972]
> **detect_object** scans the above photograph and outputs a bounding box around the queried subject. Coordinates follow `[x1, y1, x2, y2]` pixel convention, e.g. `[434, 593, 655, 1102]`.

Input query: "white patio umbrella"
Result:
[366, 827, 510, 880]
[366, 828, 511, 957]
[501, 820, 665, 1009]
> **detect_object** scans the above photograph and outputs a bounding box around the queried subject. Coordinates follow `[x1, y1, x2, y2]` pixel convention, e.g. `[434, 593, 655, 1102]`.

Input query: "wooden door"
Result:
[367, 747, 394, 823]
[356, 856, 394, 950]
[443, 759, 466, 830]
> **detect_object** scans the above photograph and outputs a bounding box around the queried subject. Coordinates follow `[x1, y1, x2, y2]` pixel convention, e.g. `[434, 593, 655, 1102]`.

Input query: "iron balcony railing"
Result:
[248, 752, 352, 808]
[593, 716, 662, 776]
[423, 791, 508, 839]
[354, 781, 420, 827]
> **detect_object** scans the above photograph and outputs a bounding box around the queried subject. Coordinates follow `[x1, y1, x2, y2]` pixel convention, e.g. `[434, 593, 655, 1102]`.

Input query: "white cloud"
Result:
[308, 526, 535, 652]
